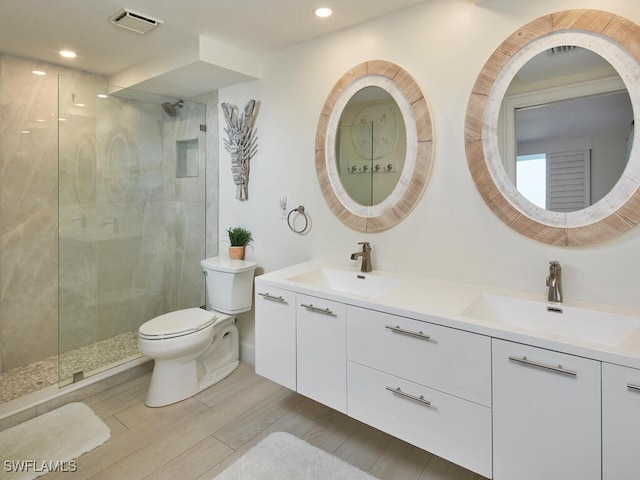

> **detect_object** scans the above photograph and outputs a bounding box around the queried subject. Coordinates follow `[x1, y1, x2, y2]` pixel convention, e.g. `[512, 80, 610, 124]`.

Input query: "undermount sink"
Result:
[287, 267, 403, 299]
[462, 293, 640, 347]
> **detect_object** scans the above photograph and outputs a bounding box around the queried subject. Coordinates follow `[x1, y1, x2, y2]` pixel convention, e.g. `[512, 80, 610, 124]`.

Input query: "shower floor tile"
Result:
[0, 331, 140, 404]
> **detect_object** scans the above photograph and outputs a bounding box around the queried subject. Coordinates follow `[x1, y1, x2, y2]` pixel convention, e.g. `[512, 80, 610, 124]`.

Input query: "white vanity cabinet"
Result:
[254, 286, 296, 390]
[492, 339, 601, 480]
[254, 263, 640, 480]
[602, 363, 640, 479]
[296, 294, 347, 413]
[254, 282, 492, 477]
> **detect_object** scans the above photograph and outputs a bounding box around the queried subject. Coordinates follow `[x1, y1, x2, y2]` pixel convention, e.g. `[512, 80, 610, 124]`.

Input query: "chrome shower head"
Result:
[161, 100, 184, 117]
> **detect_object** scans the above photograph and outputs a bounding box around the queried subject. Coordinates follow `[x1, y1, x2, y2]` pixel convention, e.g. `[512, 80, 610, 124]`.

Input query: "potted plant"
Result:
[227, 226, 253, 260]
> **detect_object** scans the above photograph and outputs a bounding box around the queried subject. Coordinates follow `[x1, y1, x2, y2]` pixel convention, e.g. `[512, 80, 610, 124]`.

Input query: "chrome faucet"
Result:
[546, 261, 562, 304]
[350, 242, 372, 273]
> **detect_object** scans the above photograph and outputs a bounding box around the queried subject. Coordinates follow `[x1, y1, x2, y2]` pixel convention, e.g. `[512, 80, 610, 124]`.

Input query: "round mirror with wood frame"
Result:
[316, 60, 434, 232]
[465, 9, 640, 246]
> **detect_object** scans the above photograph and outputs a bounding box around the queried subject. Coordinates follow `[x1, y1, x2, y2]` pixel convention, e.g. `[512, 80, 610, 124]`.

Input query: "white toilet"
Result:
[138, 256, 257, 407]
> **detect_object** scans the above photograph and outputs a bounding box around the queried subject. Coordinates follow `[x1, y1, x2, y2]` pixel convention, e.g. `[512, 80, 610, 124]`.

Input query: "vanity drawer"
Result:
[347, 361, 492, 478]
[346, 306, 491, 406]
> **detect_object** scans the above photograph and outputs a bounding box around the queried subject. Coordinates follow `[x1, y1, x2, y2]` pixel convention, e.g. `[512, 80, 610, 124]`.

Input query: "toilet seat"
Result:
[139, 308, 216, 340]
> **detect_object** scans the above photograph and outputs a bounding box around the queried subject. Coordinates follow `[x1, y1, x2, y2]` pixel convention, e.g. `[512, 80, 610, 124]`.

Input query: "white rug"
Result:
[214, 431, 379, 480]
[0, 402, 110, 480]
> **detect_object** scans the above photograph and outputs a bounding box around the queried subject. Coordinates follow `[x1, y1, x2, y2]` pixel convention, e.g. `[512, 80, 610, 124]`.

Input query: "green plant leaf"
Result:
[227, 227, 253, 246]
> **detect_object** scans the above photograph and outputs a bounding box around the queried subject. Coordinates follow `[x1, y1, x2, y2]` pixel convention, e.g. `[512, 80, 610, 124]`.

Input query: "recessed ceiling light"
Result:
[97, 94, 108, 99]
[59, 50, 77, 59]
[314, 7, 332, 18]
[32, 70, 46, 76]
[21, 130, 30, 134]
[36, 119, 45, 123]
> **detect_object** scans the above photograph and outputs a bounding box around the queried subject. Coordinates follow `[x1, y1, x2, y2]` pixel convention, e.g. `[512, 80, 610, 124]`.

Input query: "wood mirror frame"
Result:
[316, 60, 434, 232]
[465, 10, 640, 246]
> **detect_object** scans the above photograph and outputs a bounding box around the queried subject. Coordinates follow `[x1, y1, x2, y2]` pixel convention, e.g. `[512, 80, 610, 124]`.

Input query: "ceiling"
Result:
[0, 0, 432, 99]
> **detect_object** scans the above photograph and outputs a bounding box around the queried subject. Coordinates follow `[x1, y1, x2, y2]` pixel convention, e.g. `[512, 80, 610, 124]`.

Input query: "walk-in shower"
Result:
[0, 55, 208, 411]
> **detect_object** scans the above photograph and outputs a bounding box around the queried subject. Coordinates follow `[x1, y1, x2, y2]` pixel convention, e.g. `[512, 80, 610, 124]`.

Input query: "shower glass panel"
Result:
[58, 76, 207, 386]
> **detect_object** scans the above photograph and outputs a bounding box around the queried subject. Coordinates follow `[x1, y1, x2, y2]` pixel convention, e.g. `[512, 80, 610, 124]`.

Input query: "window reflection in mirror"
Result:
[335, 86, 406, 206]
[499, 46, 634, 213]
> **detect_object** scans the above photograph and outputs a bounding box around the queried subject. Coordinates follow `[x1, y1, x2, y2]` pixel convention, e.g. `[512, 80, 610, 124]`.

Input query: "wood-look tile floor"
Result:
[41, 362, 487, 480]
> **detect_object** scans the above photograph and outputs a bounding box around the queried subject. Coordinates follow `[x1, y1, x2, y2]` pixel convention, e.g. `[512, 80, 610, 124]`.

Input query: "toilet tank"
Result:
[200, 257, 257, 314]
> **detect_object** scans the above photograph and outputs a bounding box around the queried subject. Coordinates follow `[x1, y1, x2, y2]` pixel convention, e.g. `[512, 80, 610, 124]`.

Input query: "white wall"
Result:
[217, 0, 640, 361]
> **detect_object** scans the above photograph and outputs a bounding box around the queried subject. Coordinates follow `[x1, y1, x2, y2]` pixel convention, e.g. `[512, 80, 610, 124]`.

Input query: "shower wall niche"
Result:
[176, 139, 200, 178]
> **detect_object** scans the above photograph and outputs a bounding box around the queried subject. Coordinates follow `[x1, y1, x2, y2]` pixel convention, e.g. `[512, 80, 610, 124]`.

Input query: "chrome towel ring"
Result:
[287, 205, 310, 234]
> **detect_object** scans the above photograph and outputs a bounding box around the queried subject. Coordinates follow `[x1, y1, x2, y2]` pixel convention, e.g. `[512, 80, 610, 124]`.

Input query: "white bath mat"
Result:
[0, 402, 110, 480]
[214, 431, 379, 480]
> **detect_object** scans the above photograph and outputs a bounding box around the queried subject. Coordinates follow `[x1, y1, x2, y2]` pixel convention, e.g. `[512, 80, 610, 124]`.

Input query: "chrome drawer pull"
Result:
[508, 355, 577, 377]
[385, 386, 432, 407]
[300, 303, 335, 316]
[384, 324, 430, 340]
[627, 383, 640, 392]
[258, 292, 286, 303]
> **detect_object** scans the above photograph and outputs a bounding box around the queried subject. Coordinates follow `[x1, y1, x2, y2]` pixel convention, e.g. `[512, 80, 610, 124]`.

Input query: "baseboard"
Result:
[240, 342, 255, 365]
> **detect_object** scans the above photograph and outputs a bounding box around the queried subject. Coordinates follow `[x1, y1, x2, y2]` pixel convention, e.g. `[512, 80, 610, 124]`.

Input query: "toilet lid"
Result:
[139, 308, 216, 339]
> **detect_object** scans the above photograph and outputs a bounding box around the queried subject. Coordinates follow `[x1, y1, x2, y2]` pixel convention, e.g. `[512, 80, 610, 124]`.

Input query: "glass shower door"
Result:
[58, 76, 207, 386]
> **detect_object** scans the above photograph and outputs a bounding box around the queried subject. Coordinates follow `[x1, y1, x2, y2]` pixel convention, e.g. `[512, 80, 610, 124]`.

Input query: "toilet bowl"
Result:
[138, 257, 257, 407]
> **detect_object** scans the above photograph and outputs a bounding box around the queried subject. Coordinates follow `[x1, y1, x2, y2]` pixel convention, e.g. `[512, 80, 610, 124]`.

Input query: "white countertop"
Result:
[255, 260, 640, 370]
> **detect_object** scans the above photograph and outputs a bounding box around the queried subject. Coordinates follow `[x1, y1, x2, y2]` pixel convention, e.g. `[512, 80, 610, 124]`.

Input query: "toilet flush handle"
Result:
[202, 270, 208, 308]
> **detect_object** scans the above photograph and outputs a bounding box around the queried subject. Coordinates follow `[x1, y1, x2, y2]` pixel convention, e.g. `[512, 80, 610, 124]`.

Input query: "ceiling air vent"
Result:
[109, 9, 162, 34]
